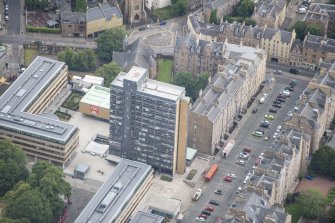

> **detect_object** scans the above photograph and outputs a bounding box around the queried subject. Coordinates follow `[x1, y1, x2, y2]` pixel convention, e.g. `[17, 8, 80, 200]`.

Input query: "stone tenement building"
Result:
[179, 35, 267, 154]
[251, 0, 286, 29]
[202, 0, 240, 24]
[303, 3, 335, 36]
[187, 15, 296, 66]
[284, 62, 335, 153]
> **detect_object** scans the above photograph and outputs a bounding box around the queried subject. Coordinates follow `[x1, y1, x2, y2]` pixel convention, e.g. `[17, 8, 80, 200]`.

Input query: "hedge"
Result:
[26, 26, 61, 33]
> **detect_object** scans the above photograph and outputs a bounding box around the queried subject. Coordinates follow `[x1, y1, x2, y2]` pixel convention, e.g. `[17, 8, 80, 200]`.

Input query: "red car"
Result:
[255, 158, 262, 166]
[205, 206, 215, 212]
[198, 214, 208, 219]
[224, 176, 233, 182]
[243, 147, 251, 153]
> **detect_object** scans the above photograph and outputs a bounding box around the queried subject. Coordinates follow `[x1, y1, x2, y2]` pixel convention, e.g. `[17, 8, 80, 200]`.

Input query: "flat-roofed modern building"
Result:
[130, 211, 164, 223]
[75, 159, 153, 223]
[109, 66, 190, 176]
[0, 56, 79, 167]
[79, 85, 110, 120]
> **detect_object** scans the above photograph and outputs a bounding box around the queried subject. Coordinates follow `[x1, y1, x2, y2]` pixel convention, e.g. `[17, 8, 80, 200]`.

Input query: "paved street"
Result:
[5, 0, 22, 35]
[183, 73, 309, 223]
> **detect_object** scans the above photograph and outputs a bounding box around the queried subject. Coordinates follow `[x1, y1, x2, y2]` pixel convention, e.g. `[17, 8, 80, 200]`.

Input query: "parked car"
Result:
[265, 114, 275, 120]
[252, 130, 264, 137]
[268, 108, 277, 113]
[290, 80, 297, 88]
[209, 200, 220, 206]
[277, 97, 286, 103]
[228, 173, 237, 178]
[273, 103, 282, 108]
[198, 214, 208, 219]
[196, 217, 206, 222]
[138, 26, 147, 31]
[274, 70, 282, 74]
[243, 147, 251, 153]
[201, 210, 211, 216]
[239, 152, 249, 159]
[205, 206, 215, 212]
[236, 159, 246, 166]
[160, 20, 167, 25]
[273, 132, 279, 139]
[264, 135, 269, 141]
[285, 86, 294, 92]
[224, 176, 233, 182]
[214, 190, 222, 195]
[276, 125, 282, 132]
[252, 108, 258, 113]
[289, 68, 300, 74]
[260, 122, 270, 128]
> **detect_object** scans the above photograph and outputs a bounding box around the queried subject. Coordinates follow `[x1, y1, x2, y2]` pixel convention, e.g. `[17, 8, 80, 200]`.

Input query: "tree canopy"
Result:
[25, 0, 49, 10]
[210, 10, 220, 25]
[298, 189, 326, 219]
[58, 48, 96, 71]
[236, 0, 255, 18]
[172, 72, 209, 102]
[95, 61, 122, 87]
[74, 0, 87, 12]
[96, 27, 127, 61]
[309, 145, 335, 177]
[290, 21, 322, 41]
[0, 140, 28, 197]
[223, 16, 256, 27]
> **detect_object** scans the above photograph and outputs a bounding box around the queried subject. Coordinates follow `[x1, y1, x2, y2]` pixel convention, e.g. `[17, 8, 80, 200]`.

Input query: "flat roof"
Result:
[80, 85, 110, 109]
[0, 56, 77, 143]
[75, 159, 153, 223]
[83, 75, 104, 85]
[112, 66, 186, 101]
[130, 211, 164, 223]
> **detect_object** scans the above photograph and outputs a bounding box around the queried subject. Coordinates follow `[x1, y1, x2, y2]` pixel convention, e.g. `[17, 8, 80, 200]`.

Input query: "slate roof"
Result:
[86, 3, 122, 22]
[113, 38, 156, 72]
[61, 12, 86, 24]
[303, 34, 335, 53]
[205, 0, 226, 9]
[187, 15, 293, 43]
[254, 0, 286, 19]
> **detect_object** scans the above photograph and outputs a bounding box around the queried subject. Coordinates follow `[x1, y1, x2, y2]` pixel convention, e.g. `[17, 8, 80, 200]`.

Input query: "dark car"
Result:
[289, 68, 300, 74]
[290, 80, 297, 88]
[273, 100, 282, 104]
[273, 103, 282, 108]
[243, 147, 251, 153]
[252, 108, 258, 113]
[138, 26, 147, 31]
[214, 190, 222, 195]
[285, 86, 294, 92]
[269, 108, 277, 113]
[209, 200, 220, 206]
[160, 21, 167, 25]
[201, 210, 211, 216]
[277, 97, 286, 102]
[260, 121, 270, 128]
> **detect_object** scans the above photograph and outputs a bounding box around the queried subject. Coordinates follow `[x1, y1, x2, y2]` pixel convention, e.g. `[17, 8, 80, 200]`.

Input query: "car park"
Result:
[224, 176, 233, 182]
[214, 189, 222, 195]
[236, 159, 246, 166]
[264, 114, 274, 120]
[268, 108, 277, 113]
[209, 200, 220, 206]
[205, 206, 215, 212]
[196, 217, 206, 222]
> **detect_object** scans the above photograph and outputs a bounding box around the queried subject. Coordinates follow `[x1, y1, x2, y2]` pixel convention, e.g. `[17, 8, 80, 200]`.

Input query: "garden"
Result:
[62, 92, 83, 111]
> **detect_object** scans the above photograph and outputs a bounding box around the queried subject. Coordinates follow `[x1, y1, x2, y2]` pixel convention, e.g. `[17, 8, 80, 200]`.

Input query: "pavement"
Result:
[182, 70, 310, 223]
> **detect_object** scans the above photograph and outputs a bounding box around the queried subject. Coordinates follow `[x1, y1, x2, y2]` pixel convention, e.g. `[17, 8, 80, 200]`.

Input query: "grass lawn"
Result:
[285, 203, 301, 223]
[153, 5, 178, 20]
[62, 92, 83, 111]
[24, 48, 39, 66]
[157, 59, 173, 83]
[54, 111, 71, 121]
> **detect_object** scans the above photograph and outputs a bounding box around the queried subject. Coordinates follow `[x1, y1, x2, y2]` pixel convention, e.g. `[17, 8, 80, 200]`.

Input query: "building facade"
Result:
[203, 0, 240, 24]
[145, 0, 171, 10]
[124, 0, 146, 25]
[284, 62, 335, 153]
[86, 3, 123, 37]
[183, 36, 267, 154]
[61, 12, 86, 38]
[300, 34, 335, 71]
[109, 66, 189, 175]
[186, 15, 296, 66]
[0, 57, 79, 167]
[251, 0, 286, 29]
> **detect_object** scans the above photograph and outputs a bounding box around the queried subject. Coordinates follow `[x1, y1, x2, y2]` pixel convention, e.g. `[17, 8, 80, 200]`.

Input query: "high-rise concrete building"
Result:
[109, 66, 189, 176]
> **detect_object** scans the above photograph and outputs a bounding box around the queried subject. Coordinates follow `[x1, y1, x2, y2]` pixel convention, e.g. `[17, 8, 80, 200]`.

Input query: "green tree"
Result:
[328, 0, 335, 4]
[58, 48, 96, 71]
[0, 218, 30, 223]
[236, 0, 255, 18]
[306, 24, 322, 36]
[29, 161, 71, 219]
[329, 29, 335, 39]
[4, 189, 52, 223]
[245, 18, 256, 26]
[96, 27, 127, 61]
[298, 189, 326, 219]
[75, 0, 87, 12]
[0, 140, 28, 197]
[175, 0, 187, 16]
[290, 21, 307, 40]
[326, 205, 335, 222]
[310, 145, 335, 176]
[172, 72, 208, 102]
[210, 9, 219, 25]
[96, 62, 122, 87]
